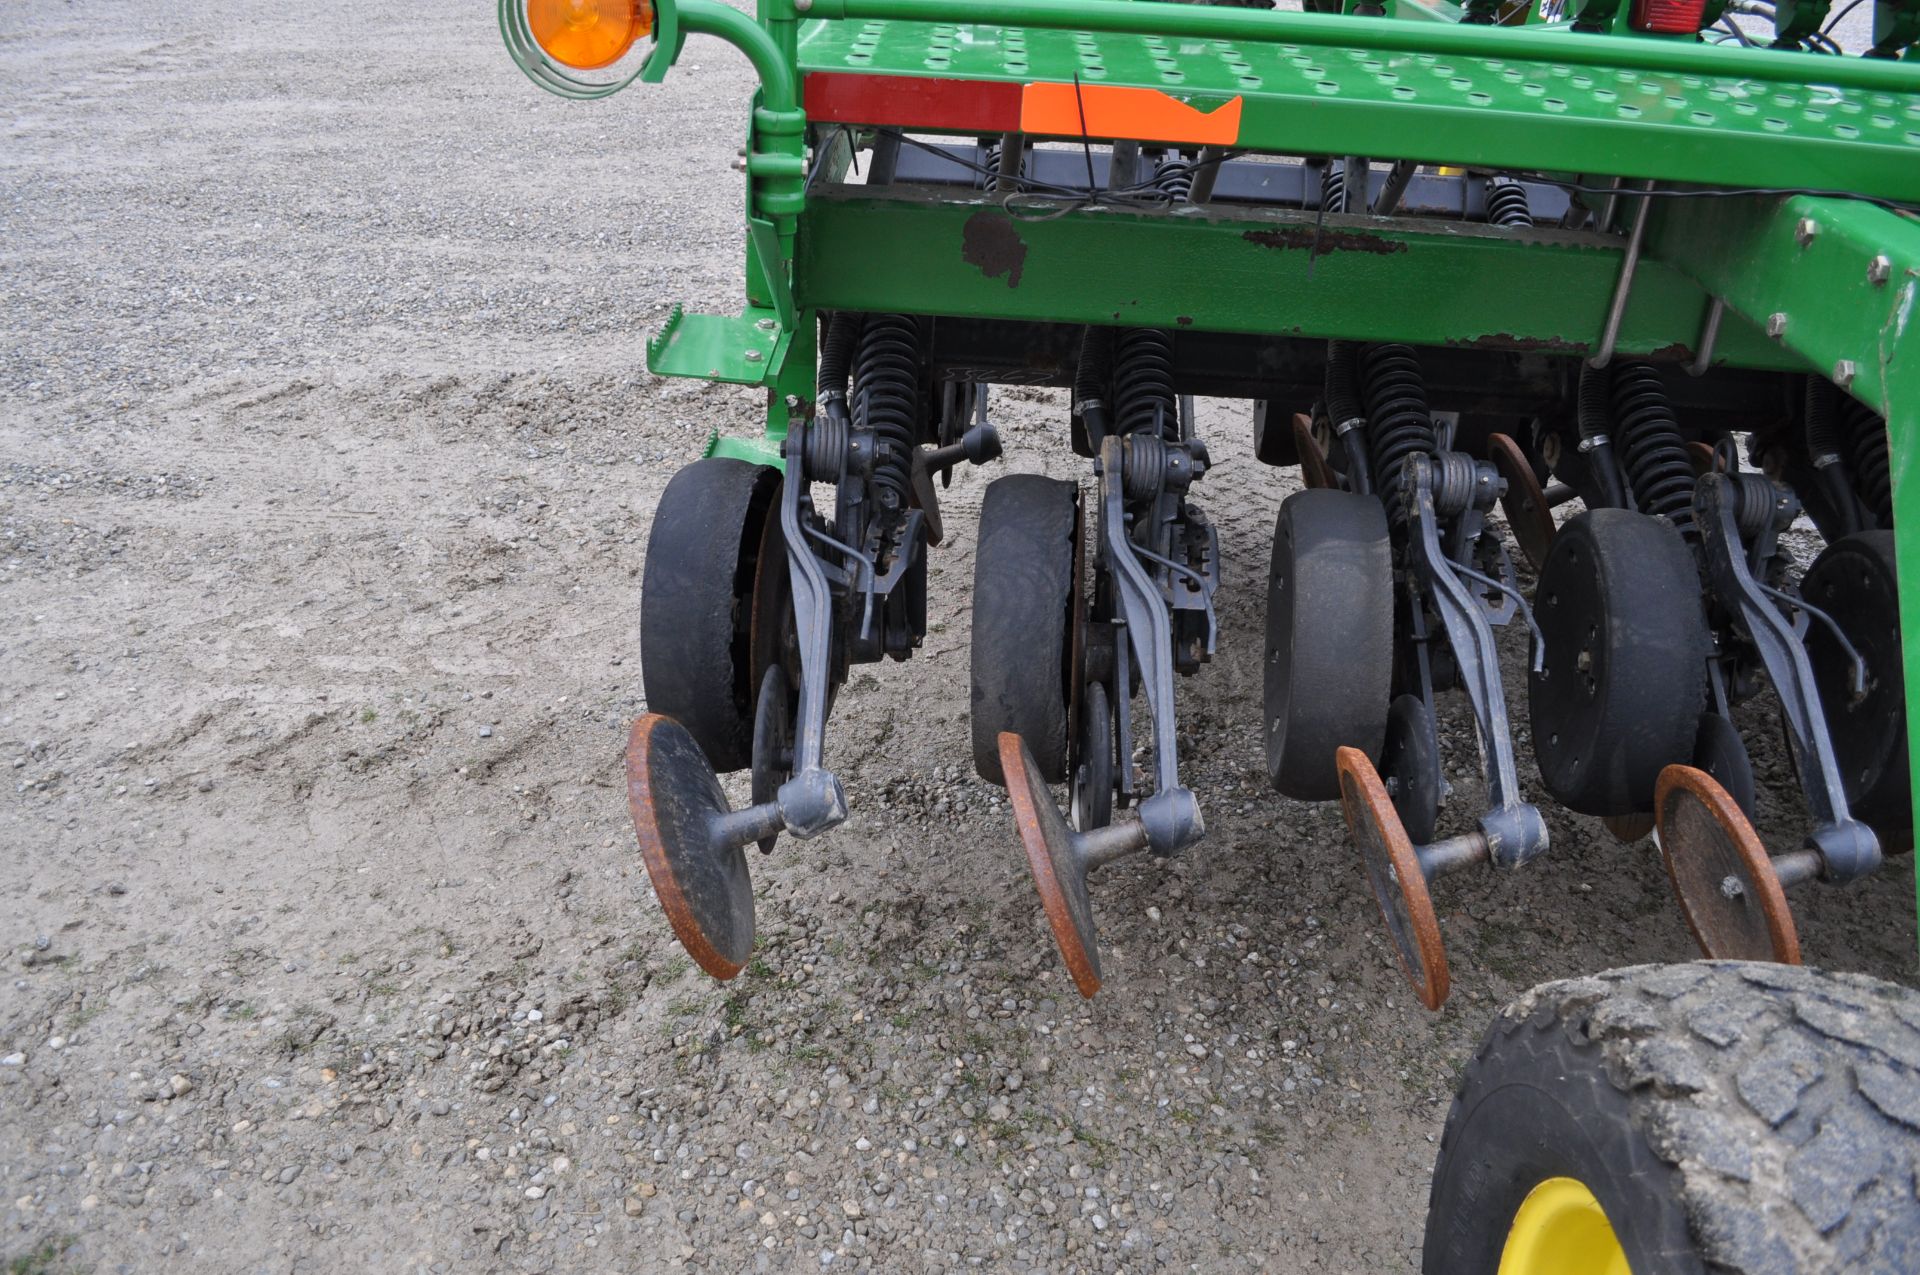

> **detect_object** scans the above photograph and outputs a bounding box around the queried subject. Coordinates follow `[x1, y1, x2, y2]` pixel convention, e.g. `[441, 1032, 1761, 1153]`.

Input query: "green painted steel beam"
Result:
[803, 0, 1920, 93]
[796, 18, 1920, 200]
[1646, 195, 1919, 421]
[1648, 195, 1920, 927]
[796, 187, 1794, 365]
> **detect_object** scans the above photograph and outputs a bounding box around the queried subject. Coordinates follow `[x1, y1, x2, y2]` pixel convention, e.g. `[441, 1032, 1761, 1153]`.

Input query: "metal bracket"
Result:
[646, 305, 790, 385]
[1096, 435, 1203, 858]
[1405, 454, 1548, 871]
[1694, 473, 1880, 884]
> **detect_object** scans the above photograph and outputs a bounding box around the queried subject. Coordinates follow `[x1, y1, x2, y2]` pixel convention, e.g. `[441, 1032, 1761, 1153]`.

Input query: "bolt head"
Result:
[756, 318, 777, 331]
[1868, 255, 1893, 286]
[1765, 312, 1789, 339]
[1833, 358, 1858, 390]
[795, 0, 813, 10]
[1794, 217, 1819, 247]
[744, 349, 763, 362]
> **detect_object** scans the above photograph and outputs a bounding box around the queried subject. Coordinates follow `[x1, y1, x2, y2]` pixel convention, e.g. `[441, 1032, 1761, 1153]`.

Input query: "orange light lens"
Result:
[526, 0, 653, 71]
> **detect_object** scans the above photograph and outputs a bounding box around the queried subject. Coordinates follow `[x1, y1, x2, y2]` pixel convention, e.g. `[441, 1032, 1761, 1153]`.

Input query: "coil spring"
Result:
[1324, 340, 1364, 429]
[1321, 160, 1351, 214]
[1609, 362, 1695, 535]
[818, 312, 858, 398]
[1111, 328, 1179, 441]
[1841, 396, 1892, 527]
[805, 412, 847, 482]
[851, 314, 923, 508]
[1075, 327, 1113, 408]
[1151, 155, 1194, 202]
[1122, 434, 1171, 502]
[1357, 343, 1438, 526]
[1485, 178, 1533, 228]
[1729, 472, 1781, 540]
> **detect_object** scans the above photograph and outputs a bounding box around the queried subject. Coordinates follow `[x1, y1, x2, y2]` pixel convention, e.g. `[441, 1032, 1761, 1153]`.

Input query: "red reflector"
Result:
[1630, 0, 1707, 33]
[804, 73, 1023, 134]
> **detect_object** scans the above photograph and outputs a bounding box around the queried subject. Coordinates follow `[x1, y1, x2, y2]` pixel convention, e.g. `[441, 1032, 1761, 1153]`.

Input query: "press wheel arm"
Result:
[1097, 434, 1203, 858]
[1694, 473, 1878, 884]
[1403, 454, 1547, 871]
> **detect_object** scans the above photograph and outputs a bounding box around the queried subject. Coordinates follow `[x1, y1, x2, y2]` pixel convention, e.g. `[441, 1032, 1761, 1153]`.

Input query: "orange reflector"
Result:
[1020, 84, 1243, 147]
[527, 0, 654, 70]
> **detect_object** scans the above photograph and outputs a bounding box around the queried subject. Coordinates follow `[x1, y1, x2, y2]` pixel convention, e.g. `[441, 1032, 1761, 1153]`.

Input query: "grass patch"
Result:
[7, 1235, 76, 1275]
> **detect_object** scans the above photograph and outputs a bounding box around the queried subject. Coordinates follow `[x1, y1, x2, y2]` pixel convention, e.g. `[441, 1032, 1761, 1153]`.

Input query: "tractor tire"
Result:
[640, 457, 782, 774]
[1424, 962, 1920, 1274]
[971, 475, 1078, 786]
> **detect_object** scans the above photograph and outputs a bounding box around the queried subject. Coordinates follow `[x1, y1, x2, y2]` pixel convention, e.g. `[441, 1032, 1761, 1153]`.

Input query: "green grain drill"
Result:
[503, 2, 1920, 1265]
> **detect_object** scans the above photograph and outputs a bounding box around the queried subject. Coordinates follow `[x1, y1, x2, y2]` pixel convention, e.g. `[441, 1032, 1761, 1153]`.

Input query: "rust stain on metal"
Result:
[1648, 342, 1695, 362]
[1175, 315, 1194, 327]
[961, 210, 1027, 288]
[1443, 332, 1586, 355]
[1242, 227, 1408, 256]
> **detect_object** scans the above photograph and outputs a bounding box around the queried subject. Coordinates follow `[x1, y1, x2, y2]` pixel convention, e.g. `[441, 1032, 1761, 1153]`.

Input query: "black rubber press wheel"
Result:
[1424, 962, 1920, 1273]
[1803, 531, 1911, 846]
[1529, 509, 1710, 815]
[1265, 489, 1393, 800]
[972, 475, 1079, 785]
[641, 457, 783, 773]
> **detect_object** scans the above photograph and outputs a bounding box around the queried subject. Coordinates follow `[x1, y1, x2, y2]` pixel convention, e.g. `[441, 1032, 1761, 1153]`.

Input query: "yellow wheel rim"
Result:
[1497, 1177, 1632, 1275]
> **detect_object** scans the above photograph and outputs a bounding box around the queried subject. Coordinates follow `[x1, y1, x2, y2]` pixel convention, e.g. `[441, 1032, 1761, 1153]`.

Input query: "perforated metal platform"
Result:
[798, 19, 1920, 200]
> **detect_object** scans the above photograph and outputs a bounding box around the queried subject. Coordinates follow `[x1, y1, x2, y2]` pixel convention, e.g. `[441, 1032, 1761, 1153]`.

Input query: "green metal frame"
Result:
[506, 0, 1920, 929]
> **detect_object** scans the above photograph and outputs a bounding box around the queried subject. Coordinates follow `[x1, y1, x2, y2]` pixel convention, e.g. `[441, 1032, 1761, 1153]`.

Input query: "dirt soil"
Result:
[1, 2, 1913, 1272]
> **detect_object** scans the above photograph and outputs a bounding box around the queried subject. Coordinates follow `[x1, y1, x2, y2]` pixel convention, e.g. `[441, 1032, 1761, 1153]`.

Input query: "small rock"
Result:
[1, 1053, 25, 1067]
[278, 1165, 302, 1184]
[624, 1195, 646, 1217]
[525, 1185, 546, 1200]
[46, 1037, 64, 1050]
[168, 1074, 193, 1097]
[479, 726, 494, 739]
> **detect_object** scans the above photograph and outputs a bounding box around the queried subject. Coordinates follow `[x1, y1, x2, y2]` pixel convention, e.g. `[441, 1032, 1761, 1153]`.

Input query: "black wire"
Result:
[1539, 176, 1920, 217]
[1822, 0, 1868, 35]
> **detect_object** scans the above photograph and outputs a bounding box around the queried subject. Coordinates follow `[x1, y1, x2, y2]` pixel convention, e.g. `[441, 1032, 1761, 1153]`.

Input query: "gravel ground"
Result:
[1, 2, 1912, 1272]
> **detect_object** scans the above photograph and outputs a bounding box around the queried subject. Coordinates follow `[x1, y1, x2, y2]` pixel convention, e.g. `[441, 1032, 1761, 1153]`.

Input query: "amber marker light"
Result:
[527, 0, 654, 70]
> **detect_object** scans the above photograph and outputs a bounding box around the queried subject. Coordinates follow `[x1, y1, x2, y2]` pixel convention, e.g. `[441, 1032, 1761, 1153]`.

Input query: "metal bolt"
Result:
[1833, 359, 1858, 390]
[1720, 875, 1746, 900]
[1765, 312, 1789, 339]
[795, 0, 812, 10]
[1794, 217, 1819, 247]
[1868, 255, 1892, 286]
[785, 395, 802, 409]
[756, 318, 777, 331]
[744, 350, 763, 363]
